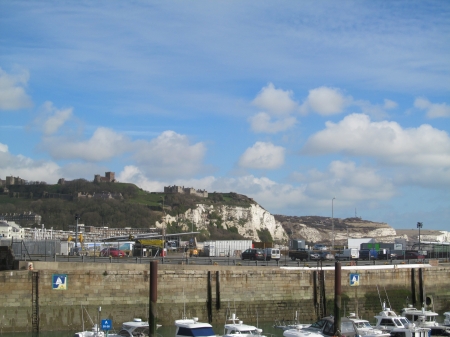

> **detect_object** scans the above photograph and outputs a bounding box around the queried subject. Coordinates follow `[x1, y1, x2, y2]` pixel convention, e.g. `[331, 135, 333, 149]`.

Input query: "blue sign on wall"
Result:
[349, 273, 360, 286]
[52, 274, 68, 290]
[101, 319, 112, 331]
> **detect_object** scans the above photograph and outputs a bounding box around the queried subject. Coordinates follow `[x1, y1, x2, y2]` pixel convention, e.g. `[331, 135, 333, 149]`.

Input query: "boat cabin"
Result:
[374, 307, 411, 331]
[175, 317, 216, 337]
[223, 313, 266, 337]
[444, 312, 450, 326]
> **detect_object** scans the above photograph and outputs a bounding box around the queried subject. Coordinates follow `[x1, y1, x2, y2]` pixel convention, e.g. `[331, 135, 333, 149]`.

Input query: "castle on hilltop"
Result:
[164, 185, 208, 198]
[94, 172, 116, 183]
[0, 176, 27, 187]
[58, 172, 116, 185]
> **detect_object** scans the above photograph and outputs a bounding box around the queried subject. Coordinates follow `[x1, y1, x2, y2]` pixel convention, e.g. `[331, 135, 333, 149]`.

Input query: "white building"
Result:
[347, 238, 375, 249]
[0, 221, 25, 240]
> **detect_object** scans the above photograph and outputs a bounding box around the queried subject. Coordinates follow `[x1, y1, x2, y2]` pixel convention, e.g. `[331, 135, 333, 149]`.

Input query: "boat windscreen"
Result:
[399, 318, 409, 326]
[341, 322, 356, 333]
[177, 327, 215, 336]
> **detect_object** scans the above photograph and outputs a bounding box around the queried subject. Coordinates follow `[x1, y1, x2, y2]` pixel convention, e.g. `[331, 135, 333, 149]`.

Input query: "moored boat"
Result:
[400, 306, 450, 336]
[347, 314, 390, 337]
[282, 315, 357, 337]
[175, 317, 217, 337]
[444, 312, 450, 326]
[373, 303, 411, 331]
[108, 318, 151, 337]
[223, 313, 268, 337]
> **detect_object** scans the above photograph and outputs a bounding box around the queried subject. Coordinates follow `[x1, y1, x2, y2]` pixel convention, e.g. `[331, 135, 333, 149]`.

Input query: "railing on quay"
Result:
[13, 253, 450, 267]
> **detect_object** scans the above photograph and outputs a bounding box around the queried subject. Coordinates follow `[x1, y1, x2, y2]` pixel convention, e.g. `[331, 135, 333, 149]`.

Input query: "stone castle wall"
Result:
[0, 261, 449, 332]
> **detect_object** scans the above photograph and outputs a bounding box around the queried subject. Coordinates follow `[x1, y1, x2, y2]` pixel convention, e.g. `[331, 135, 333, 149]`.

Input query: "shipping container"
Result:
[203, 240, 252, 257]
[253, 242, 273, 249]
[289, 239, 306, 250]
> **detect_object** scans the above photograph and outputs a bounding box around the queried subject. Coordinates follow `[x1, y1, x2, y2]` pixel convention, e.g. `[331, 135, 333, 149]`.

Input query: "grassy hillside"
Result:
[0, 181, 255, 241]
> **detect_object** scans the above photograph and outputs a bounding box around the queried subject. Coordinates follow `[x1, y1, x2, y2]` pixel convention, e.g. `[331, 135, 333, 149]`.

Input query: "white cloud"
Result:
[414, 97, 450, 118]
[117, 165, 166, 192]
[248, 112, 297, 133]
[41, 127, 131, 161]
[0, 143, 8, 153]
[303, 113, 450, 168]
[0, 146, 61, 183]
[0, 67, 33, 111]
[300, 86, 348, 116]
[238, 142, 285, 169]
[133, 131, 207, 178]
[352, 98, 398, 120]
[304, 161, 396, 201]
[34, 101, 73, 135]
[383, 99, 398, 110]
[252, 83, 298, 116]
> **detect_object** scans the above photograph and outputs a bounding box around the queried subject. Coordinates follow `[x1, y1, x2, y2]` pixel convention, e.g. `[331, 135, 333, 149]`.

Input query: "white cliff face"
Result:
[156, 203, 288, 242]
[292, 224, 323, 242]
[155, 203, 450, 244]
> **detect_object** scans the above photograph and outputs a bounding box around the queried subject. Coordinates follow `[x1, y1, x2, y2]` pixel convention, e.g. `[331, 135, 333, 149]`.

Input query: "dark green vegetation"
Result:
[0, 180, 257, 241]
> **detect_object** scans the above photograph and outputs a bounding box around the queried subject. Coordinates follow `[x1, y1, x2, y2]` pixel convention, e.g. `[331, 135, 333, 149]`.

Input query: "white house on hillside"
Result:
[0, 221, 25, 240]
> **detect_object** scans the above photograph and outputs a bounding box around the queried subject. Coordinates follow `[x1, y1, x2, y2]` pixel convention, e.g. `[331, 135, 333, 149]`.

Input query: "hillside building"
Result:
[0, 176, 27, 186]
[164, 185, 208, 198]
[0, 212, 42, 226]
[0, 221, 25, 240]
[94, 172, 116, 183]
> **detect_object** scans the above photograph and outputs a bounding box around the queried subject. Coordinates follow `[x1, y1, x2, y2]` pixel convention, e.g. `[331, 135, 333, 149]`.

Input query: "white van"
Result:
[264, 248, 281, 261]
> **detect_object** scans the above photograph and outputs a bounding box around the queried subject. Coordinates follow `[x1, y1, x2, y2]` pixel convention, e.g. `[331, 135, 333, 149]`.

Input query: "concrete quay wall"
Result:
[0, 261, 449, 332]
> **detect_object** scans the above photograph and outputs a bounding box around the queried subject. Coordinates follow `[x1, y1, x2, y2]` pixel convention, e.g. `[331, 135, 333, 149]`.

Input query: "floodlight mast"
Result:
[417, 222, 423, 251]
[74, 214, 80, 254]
[332, 197, 336, 250]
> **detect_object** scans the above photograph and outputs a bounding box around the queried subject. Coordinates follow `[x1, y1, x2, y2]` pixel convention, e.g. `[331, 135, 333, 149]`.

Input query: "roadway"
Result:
[17, 253, 450, 267]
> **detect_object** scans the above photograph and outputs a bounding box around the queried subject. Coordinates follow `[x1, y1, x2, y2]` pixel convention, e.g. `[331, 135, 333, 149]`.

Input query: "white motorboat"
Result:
[74, 324, 104, 337]
[283, 316, 358, 337]
[373, 303, 411, 331]
[372, 303, 430, 337]
[347, 314, 390, 337]
[444, 311, 450, 326]
[274, 320, 310, 331]
[400, 305, 450, 336]
[401, 305, 439, 328]
[108, 318, 151, 337]
[223, 313, 267, 337]
[274, 312, 311, 331]
[74, 306, 105, 337]
[175, 317, 217, 337]
[389, 324, 430, 337]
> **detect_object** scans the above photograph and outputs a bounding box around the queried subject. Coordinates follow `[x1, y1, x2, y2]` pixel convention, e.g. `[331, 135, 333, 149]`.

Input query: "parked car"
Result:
[319, 251, 335, 261]
[241, 248, 265, 261]
[359, 249, 378, 260]
[398, 251, 425, 260]
[377, 251, 397, 260]
[309, 251, 321, 260]
[264, 248, 281, 261]
[100, 247, 125, 257]
[335, 248, 359, 260]
[313, 244, 328, 250]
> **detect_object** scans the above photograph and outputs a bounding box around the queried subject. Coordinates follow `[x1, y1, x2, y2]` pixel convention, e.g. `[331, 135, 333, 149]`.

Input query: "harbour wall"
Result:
[0, 261, 449, 332]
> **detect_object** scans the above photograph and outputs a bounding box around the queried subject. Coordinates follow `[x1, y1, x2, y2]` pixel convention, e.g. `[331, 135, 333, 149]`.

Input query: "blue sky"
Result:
[1, 1, 449, 231]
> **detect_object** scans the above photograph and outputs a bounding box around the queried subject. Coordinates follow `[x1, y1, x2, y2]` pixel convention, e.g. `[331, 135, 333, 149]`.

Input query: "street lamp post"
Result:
[417, 222, 423, 252]
[160, 196, 166, 256]
[332, 197, 335, 250]
[74, 214, 80, 255]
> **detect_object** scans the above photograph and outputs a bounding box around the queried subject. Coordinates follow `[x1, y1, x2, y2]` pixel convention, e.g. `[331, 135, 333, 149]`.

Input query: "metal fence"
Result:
[4, 239, 59, 257]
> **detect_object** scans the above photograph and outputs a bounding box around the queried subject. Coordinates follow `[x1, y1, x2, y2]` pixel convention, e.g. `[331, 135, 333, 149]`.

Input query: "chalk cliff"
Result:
[157, 203, 449, 244]
[158, 203, 288, 242]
